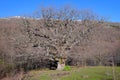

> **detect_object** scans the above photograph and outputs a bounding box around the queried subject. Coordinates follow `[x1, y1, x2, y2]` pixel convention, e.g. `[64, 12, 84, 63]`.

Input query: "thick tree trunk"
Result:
[56, 58, 65, 70]
[56, 61, 65, 70]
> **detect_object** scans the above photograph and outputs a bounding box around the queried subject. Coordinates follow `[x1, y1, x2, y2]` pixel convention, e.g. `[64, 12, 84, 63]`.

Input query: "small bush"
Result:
[63, 65, 71, 71]
[0, 63, 15, 78]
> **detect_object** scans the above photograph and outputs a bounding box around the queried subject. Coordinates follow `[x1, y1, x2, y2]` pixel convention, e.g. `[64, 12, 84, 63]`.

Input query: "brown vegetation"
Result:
[0, 6, 120, 79]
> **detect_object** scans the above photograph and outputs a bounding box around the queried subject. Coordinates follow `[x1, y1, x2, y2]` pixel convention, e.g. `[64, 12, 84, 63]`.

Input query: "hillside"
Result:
[0, 17, 120, 79]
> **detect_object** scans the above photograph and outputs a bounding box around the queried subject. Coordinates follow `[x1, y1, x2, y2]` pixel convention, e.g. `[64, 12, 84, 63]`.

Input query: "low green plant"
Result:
[63, 65, 71, 71]
[0, 59, 4, 64]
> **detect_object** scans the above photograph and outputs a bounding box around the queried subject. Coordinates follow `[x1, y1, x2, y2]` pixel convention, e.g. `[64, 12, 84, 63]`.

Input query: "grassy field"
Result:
[23, 66, 120, 80]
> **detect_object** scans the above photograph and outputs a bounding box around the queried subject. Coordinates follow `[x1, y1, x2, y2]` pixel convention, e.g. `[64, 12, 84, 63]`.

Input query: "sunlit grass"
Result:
[23, 66, 120, 80]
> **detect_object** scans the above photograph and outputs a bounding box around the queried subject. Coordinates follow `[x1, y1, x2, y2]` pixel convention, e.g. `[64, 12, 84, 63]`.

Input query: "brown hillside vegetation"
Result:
[0, 7, 120, 79]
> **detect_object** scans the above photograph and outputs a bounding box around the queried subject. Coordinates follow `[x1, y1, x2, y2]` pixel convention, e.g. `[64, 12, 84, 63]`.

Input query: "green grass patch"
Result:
[23, 66, 120, 80]
[61, 66, 120, 80]
[63, 65, 71, 71]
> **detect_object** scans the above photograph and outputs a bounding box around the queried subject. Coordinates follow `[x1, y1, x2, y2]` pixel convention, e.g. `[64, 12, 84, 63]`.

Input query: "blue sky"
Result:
[0, 0, 120, 22]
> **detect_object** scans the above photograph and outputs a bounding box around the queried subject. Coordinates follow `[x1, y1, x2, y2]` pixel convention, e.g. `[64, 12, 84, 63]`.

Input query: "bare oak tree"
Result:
[21, 6, 104, 70]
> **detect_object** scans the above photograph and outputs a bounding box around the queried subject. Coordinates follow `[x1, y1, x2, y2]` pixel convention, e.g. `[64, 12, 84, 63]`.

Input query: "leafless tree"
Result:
[21, 6, 105, 70]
